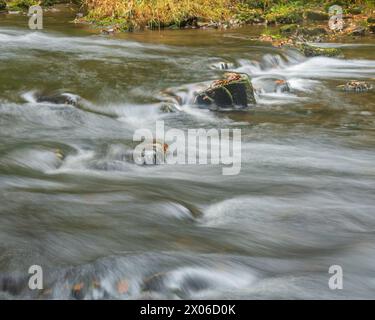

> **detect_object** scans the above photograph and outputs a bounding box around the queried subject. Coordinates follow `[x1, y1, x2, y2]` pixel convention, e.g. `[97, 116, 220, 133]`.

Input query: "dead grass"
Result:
[83, 0, 237, 29]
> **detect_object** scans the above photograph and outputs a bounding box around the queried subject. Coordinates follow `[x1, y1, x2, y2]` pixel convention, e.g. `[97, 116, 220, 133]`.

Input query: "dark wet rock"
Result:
[304, 10, 329, 21]
[369, 25, 375, 33]
[338, 81, 373, 92]
[350, 27, 366, 36]
[280, 24, 298, 35]
[36, 93, 80, 106]
[368, 17, 375, 24]
[194, 73, 255, 109]
[142, 273, 166, 292]
[180, 17, 199, 28]
[0, 275, 27, 296]
[296, 43, 341, 57]
[298, 26, 327, 37]
[71, 282, 85, 300]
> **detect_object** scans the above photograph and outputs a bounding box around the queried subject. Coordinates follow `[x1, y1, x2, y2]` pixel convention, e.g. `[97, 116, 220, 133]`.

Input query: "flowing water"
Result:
[0, 8, 375, 299]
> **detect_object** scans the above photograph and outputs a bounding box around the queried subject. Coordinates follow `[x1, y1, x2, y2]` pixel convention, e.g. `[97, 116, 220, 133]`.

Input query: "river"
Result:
[0, 8, 375, 299]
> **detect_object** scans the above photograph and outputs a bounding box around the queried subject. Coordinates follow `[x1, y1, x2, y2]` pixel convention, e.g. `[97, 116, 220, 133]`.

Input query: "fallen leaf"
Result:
[72, 282, 84, 291]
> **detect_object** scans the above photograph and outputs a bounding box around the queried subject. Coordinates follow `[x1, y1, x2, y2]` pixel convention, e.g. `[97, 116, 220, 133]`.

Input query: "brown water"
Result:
[0, 7, 375, 299]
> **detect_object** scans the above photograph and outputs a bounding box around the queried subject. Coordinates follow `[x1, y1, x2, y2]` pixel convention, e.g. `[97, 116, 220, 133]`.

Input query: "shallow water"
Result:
[0, 9, 375, 299]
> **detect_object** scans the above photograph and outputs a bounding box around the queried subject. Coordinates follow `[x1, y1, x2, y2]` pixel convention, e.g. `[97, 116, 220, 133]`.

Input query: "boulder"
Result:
[367, 17, 375, 24]
[304, 10, 329, 21]
[296, 43, 341, 57]
[194, 73, 256, 108]
[369, 24, 375, 33]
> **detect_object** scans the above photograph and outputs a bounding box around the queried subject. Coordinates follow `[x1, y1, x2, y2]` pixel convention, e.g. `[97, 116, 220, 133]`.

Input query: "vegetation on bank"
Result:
[83, 0, 237, 30]
[1, 0, 374, 34]
[81, 0, 374, 31]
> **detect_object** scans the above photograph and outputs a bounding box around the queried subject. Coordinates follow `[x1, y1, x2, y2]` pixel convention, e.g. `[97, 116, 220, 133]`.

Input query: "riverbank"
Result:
[2, 1, 374, 40]
[80, 1, 375, 36]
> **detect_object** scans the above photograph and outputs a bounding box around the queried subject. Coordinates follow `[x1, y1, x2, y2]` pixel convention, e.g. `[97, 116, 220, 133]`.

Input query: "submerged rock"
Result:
[296, 43, 341, 57]
[36, 93, 81, 106]
[253, 77, 290, 94]
[210, 61, 235, 70]
[338, 81, 373, 92]
[158, 89, 183, 113]
[160, 103, 180, 113]
[134, 140, 169, 165]
[194, 73, 255, 109]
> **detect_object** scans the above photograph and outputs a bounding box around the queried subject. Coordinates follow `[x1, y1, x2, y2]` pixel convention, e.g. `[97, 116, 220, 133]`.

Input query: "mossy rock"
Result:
[298, 27, 327, 36]
[304, 10, 329, 21]
[297, 43, 341, 57]
[280, 24, 298, 35]
[0, 0, 6, 11]
[195, 73, 255, 108]
[347, 7, 362, 15]
[367, 17, 375, 24]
